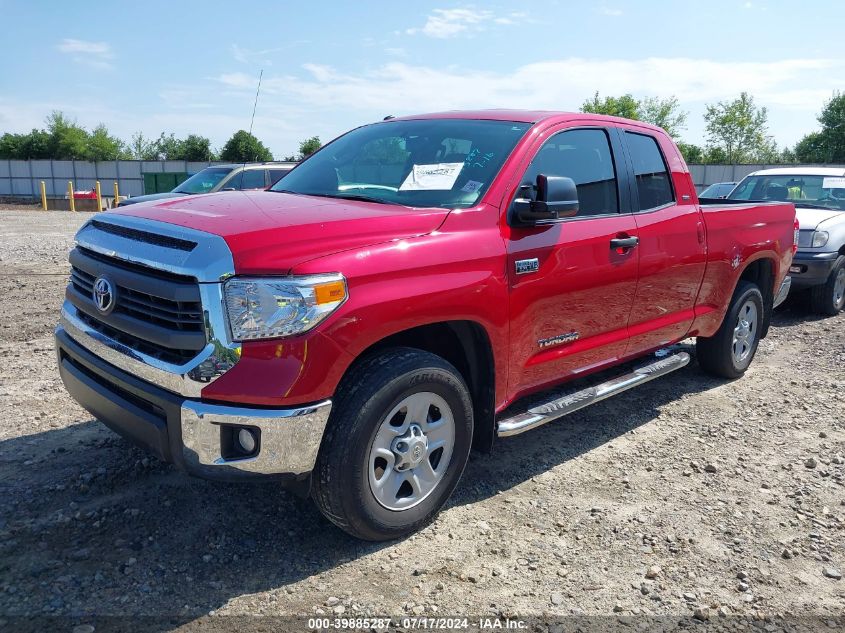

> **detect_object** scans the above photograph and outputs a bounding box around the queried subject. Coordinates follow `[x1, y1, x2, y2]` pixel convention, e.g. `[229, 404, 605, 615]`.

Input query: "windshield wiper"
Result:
[271, 190, 390, 204]
[323, 193, 390, 204]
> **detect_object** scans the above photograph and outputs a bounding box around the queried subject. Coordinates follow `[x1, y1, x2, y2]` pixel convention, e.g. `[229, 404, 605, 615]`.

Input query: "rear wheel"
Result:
[697, 281, 764, 379]
[312, 348, 473, 541]
[810, 256, 845, 316]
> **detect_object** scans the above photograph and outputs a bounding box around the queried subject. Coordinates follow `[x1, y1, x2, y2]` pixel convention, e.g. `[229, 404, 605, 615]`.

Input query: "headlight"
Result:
[224, 274, 347, 341]
[811, 231, 829, 248]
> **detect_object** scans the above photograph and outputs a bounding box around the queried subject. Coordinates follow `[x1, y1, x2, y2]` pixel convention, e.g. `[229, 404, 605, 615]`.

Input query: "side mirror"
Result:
[511, 174, 579, 225]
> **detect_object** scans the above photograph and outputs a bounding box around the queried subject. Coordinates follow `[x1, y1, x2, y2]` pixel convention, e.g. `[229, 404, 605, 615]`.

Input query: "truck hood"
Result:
[795, 206, 844, 230]
[111, 190, 451, 274]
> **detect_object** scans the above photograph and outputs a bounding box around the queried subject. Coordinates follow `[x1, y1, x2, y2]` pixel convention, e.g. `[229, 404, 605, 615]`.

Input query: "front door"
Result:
[504, 126, 640, 400]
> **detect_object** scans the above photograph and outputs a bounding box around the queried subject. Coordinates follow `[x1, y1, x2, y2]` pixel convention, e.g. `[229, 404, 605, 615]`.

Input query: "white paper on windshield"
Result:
[399, 163, 464, 191]
[822, 176, 845, 189]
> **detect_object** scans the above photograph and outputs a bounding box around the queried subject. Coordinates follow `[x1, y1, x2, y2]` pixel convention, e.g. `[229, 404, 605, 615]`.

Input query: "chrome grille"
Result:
[70, 265, 203, 333]
[66, 247, 207, 364]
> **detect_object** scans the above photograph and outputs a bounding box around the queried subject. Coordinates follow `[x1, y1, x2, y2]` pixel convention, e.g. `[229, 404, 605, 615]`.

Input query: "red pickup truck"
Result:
[56, 111, 796, 540]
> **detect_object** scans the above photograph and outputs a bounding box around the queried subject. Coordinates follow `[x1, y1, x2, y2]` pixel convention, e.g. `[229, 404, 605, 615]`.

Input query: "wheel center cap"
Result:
[391, 424, 428, 471]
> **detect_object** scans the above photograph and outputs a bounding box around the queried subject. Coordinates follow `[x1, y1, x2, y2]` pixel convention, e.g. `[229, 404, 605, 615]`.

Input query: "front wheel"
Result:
[312, 348, 473, 541]
[697, 281, 764, 379]
[810, 255, 845, 316]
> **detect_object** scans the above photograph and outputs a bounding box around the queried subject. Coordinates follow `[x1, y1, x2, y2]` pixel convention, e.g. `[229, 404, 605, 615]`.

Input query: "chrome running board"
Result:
[496, 352, 691, 438]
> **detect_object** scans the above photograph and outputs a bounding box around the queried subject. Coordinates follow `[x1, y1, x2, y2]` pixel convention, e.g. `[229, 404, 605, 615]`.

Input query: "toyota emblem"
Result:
[92, 277, 116, 314]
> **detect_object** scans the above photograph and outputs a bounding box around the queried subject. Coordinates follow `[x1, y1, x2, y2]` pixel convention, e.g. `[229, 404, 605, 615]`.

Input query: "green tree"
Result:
[85, 124, 128, 161]
[174, 134, 215, 161]
[153, 133, 181, 160]
[816, 92, 845, 162]
[129, 132, 159, 160]
[703, 92, 772, 164]
[580, 92, 640, 120]
[794, 131, 829, 163]
[676, 142, 704, 163]
[703, 146, 729, 164]
[639, 96, 688, 139]
[0, 129, 56, 159]
[793, 92, 845, 164]
[45, 111, 89, 159]
[219, 130, 273, 162]
[298, 136, 321, 158]
[580, 93, 688, 139]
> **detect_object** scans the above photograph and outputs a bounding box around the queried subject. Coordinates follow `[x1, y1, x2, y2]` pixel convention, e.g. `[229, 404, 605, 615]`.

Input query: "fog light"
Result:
[237, 428, 257, 454]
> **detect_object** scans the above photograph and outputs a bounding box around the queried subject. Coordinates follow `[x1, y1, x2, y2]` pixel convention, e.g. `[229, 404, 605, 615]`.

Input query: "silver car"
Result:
[118, 162, 295, 207]
[728, 167, 845, 315]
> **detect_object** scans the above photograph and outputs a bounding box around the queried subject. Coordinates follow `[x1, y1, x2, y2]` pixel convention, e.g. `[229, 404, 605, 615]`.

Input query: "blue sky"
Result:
[1, 0, 843, 158]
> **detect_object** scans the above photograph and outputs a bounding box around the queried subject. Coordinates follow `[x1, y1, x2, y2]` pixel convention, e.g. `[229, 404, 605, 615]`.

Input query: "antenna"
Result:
[245, 69, 263, 167]
[248, 69, 263, 140]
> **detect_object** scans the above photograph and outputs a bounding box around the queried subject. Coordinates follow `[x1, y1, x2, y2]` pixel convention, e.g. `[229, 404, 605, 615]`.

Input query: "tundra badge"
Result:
[515, 258, 539, 275]
[538, 331, 580, 348]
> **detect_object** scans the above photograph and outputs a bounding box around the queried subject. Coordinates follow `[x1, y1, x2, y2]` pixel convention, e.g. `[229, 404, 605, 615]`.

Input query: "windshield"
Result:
[175, 167, 233, 194]
[728, 174, 845, 211]
[271, 119, 532, 208]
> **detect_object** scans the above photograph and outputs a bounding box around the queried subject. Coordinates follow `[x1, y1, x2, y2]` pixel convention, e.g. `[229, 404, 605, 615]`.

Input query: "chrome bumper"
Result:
[181, 400, 331, 476]
[773, 275, 792, 308]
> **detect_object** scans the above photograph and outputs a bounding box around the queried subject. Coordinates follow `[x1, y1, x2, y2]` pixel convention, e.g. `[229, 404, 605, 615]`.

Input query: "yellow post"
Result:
[67, 181, 75, 212]
[113, 181, 119, 208]
[40, 181, 47, 211]
[95, 181, 102, 212]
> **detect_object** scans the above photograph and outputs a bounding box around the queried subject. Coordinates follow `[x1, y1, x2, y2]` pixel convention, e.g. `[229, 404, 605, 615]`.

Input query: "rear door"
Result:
[505, 125, 640, 398]
[617, 127, 707, 355]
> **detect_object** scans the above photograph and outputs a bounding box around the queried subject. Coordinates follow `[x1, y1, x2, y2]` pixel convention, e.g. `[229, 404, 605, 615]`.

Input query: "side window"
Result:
[522, 128, 618, 217]
[240, 169, 267, 190]
[625, 132, 674, 210]
[268, 169, 289, 185]
[222, 172, 242, 190]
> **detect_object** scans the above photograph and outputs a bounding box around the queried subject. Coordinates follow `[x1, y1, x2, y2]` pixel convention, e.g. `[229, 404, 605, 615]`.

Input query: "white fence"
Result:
[0, 160, 223, 198]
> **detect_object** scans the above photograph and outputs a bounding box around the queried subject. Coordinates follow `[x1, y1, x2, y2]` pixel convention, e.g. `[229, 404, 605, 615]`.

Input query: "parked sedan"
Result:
[118, 163, 294, 207]
[699, 181, 736, 199]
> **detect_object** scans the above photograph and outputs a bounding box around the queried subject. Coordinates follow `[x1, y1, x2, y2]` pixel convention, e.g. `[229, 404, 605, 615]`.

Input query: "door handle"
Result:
[610, 236, 639, 250]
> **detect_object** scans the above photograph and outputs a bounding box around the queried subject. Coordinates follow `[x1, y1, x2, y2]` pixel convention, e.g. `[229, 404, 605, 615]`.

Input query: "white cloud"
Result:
[601, 7, 624, 16]
[218, 57, 841, 113]
[214, 56, 843, 147]
[230, 43, 303, 66]
[57, 38, 113, 69]
[407, 8, 524, 38]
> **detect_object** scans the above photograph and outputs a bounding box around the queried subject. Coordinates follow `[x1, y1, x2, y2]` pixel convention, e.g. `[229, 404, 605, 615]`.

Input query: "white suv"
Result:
[728, 167, 845, 315]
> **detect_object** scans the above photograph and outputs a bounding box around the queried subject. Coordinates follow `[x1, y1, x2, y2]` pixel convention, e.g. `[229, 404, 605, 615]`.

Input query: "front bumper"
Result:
[789, 250, 840, 287]
[56, 326, 331, 482]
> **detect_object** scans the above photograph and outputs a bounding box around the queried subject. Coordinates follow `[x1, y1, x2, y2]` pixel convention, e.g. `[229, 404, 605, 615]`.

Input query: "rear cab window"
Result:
[625, 132, 675, 211]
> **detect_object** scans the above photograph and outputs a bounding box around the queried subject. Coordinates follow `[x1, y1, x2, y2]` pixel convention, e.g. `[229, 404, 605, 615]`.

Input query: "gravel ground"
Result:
[0, 208, 843, 630]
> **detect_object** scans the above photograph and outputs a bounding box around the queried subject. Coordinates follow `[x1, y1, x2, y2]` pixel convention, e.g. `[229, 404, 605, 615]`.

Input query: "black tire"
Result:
[312, 348, 473, 541]
[697, 281, 764, 379]
[810, 255, 845, 316]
